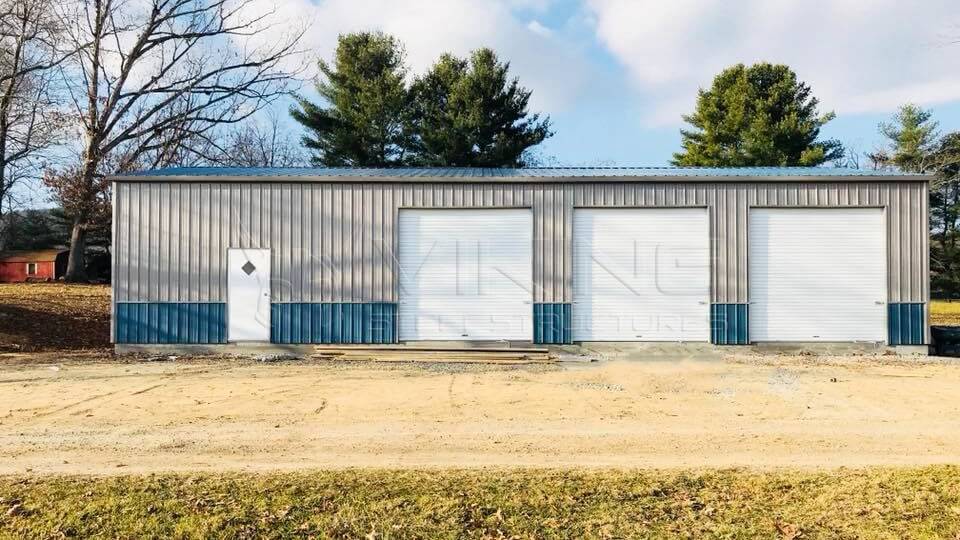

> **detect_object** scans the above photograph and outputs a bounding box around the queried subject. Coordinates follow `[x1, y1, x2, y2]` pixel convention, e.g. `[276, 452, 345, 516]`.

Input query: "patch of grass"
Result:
[931, 300, 960, 326]
[1, 467, 959, 538]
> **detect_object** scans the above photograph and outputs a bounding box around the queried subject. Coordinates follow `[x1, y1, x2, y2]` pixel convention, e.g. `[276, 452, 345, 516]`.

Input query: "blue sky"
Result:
[264, 0, 960, 166]
[14, 0, 957, 212]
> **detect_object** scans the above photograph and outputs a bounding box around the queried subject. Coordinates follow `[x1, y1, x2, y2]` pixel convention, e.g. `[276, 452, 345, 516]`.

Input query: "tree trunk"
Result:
[0, 162, 6, 252]
[0, 214, 9, 252]
[64, 214, 88, 282]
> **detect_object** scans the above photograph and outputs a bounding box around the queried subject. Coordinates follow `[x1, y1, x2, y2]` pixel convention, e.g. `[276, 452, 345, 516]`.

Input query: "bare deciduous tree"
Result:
[213, 110, 306, 167]
[832, 141, 862, 169]
[0, 0, 74, 249]
[111, 93, 226, 169]
[48, 0, 304, 281]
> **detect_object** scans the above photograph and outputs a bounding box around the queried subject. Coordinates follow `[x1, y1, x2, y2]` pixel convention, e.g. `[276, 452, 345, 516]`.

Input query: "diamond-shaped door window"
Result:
[241, 261, 256, 275]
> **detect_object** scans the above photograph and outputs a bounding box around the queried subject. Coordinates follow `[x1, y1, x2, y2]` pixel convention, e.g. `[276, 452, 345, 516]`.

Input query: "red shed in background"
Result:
[0, 249, 69, 282]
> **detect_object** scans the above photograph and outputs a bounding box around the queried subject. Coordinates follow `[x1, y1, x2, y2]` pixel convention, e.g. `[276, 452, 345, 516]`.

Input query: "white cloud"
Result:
[587, 0, 960, 126]
[527, 20, 552, 37]
[241, 0, 591, 112]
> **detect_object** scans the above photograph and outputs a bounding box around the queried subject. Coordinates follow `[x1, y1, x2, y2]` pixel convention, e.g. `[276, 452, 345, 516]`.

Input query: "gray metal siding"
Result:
[113, 180, 928, 317]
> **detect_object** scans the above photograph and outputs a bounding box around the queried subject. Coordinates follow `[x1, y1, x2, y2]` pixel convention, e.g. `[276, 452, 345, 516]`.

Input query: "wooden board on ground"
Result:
[311, 346, 555, 364]
[311, 345, 549, 353]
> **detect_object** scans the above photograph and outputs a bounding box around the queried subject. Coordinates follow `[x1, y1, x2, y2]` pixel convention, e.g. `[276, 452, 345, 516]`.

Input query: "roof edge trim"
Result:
[111, 174, 928, 183]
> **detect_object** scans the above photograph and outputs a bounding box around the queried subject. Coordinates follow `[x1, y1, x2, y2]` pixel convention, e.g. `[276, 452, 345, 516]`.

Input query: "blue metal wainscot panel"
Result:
[115, 303, 226, 344]
[888, 303, 926, 345]
[711, 304, 749, 345]
[533, 303, 572, 344]
[271, 303, 397, 344]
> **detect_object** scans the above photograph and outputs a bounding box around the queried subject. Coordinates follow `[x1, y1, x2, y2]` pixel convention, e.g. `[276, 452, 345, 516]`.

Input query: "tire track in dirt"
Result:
[30, 390, 122, 418]
[447, 374, 461, 411]
[129, 383, 166, 396]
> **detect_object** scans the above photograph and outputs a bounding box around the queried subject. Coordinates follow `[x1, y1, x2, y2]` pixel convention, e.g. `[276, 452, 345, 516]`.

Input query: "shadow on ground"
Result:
[0, 283, 110, 352]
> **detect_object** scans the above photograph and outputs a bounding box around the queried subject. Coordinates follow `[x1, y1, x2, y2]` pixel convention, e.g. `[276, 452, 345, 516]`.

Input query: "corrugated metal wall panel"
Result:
[115, 302, 226, 344]
[533, 303, 573, 344]
[113, 182, 928, 321]
[888, 302, 926, 345]
[114, 183, 126, 304]
[270, 302, 396, 344]
[711, 304, 749, 345]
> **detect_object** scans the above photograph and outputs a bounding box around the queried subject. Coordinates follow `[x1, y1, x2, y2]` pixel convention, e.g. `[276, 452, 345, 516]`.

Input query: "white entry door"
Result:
[572, 208, 711, 341]
[398, 209, 533, 341]
[749, 208, 886, 342]
[228, 248, 271, 342]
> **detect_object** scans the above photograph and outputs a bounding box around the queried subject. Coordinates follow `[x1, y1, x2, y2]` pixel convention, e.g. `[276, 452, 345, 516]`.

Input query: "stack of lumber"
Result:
[310, 345, 555, 364]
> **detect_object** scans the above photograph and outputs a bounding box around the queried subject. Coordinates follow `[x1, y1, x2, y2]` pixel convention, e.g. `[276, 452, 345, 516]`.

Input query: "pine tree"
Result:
[407, 48, 552, 167]
[873, 104, 940, 173]
[929, 133, 960, 296]
[672, 63, 843, 167]
[291, 32, 412, 166]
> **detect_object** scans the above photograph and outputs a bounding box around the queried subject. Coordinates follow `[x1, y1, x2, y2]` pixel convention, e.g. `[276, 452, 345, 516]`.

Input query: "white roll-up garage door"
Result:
[572, 208, 710, 341]
[749, 208, 886, 342]
[398, 209, 533, 341]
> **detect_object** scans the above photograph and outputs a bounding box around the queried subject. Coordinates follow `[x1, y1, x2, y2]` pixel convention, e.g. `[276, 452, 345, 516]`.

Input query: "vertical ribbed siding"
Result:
[888, 303, 926, 345]
[111, 183, 120, 341]
[533, 303, 572, 344]
[270, 302, 397, 344]
[114, 181, 928, 338]
[115, 302, 226, 344]
[711, 304, 749, 345]
[535, 186, 567, 303]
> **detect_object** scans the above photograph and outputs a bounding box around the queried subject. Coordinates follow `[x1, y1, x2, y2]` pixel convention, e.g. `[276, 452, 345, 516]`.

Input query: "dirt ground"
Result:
[0, 283, 111, 352]
[1, 354, 960, 474]
[2, 283, 960, 475]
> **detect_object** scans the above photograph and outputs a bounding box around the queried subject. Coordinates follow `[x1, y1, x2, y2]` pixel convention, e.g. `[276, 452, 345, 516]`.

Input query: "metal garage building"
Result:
[111, 167, 928, 349]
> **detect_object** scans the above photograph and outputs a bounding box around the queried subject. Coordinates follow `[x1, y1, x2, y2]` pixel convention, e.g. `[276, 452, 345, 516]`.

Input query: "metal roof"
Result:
[0, 249, 68, 262]
[114, 166, 926, 182]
